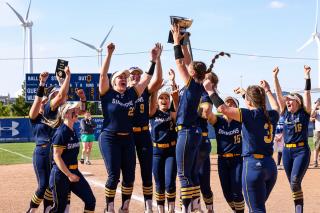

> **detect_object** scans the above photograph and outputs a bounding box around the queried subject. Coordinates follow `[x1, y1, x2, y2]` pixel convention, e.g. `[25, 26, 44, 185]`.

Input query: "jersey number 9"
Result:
[140, 103, 144, 114]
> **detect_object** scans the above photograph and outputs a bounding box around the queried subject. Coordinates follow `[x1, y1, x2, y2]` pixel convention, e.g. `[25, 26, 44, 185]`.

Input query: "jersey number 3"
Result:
[264, 123, 273, 143]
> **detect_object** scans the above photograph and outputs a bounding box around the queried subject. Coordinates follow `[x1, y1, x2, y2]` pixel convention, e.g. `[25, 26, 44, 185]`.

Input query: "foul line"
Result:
[87, 177, 182, 213]
[0, 147, 32, 160]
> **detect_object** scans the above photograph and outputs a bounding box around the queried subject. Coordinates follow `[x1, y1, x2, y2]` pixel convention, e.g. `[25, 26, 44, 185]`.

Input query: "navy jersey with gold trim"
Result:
[150, 109, 176, 144]
[52, 123, 80, 167]
[283, 108, 310, 144]
[213, 116, 242, 155]
[177, 78, 204, 127]
[30, 114, 52, 146]
[101, 87, 138, 132]
[132, 89, 150, 127]
[240, 108, 279, 156]
[43, 101, 58, 120]
[199, 91, 213, 133]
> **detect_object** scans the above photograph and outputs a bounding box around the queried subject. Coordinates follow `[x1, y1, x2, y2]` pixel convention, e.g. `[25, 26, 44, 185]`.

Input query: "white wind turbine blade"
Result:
[297, 37, 314, 52]
[316, 0, 319, 32]
[71, 37, 98, 51]
[99, 25, 114, 48]
[25, 0, 31, 20]
[6, 2, 26, 24]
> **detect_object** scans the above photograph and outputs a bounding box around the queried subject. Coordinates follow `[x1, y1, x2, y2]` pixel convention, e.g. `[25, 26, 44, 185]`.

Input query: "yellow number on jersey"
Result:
[128, 107, 134, 116]
[264, 123, 273, 143]
[295, 123, 302, 133]
[234, 134, 241, 144]
[140, 103, 144, 114]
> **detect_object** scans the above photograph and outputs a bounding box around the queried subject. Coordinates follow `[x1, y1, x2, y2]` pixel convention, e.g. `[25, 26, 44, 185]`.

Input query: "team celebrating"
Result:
[27, 23, 315, 213]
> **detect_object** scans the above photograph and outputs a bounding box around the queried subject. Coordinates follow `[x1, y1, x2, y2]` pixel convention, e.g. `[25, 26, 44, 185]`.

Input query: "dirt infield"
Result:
[1, 156, 320, 213]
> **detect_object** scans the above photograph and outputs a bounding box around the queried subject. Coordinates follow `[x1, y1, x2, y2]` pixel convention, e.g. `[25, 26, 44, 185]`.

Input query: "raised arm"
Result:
[170, 89, 179, 121]
[203, 79, 241, 122]
[99, 43, 115, 96]
[29, 72, 49, 119]
[272, 67, 286, 114]
[304, 65, 312, 113]
[149, 92, 158, 117]
[260, 80, 279, 113]
[171, 24, 190, 86]
[75, 88, 86, 115]
[134, 46, 159, 96]
[181, 35, 192, 66]
[50, 66, 71, 110]
[148, 43, 164, 93]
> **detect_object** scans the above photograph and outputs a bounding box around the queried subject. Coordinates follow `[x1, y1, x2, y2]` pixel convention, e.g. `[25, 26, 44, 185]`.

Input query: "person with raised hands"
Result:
[27, 71, 54, 213]
[204, 77, 279, 213]
[171, 23, 210, 213]
[149, 69, 179, 213]
[273, 66, 312, 213]
[127, 43, 163, 213]
[98, 42, 160, 213]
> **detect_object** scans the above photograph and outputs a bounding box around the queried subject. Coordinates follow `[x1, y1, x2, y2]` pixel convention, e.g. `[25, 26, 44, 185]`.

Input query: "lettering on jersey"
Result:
[218, 128, 240, 136]
[284, 117, 300, 125]
[112, 98, 134, 107]
[154, 116, 172, 123]
[67, 142, 80, 149]
[135, 96, 144, 104]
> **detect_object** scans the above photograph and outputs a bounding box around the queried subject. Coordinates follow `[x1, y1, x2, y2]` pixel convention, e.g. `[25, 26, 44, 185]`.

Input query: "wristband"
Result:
[242, 94, 245, 99]
[209, 92, 225, 108]
[36, 86, 45, 97]
[39, 82, 45, 87]
[174, 45, 184, 60]
[305, 78, 311, 91]
[145, 61, 156, 75]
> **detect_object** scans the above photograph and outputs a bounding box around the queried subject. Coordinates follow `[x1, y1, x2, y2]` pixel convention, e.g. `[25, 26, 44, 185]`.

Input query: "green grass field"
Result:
[0, 138, 315, 165]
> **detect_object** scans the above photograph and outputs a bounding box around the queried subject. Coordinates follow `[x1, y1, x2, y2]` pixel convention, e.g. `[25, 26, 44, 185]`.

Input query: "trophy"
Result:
[55, 59, 68, 79]
[168, 16, 194, 60]
[168, 16, 193, 45]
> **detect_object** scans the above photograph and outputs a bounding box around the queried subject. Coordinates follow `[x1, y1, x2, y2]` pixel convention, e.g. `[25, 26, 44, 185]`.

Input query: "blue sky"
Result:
[0, 0, 319, 102]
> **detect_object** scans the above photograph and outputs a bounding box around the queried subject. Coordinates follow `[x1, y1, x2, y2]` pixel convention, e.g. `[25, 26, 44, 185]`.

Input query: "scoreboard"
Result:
[25, 73, 100, 102]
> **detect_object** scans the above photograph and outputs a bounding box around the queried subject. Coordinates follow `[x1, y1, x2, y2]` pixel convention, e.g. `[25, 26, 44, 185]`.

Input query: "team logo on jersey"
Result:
[0, 121, 19, 136]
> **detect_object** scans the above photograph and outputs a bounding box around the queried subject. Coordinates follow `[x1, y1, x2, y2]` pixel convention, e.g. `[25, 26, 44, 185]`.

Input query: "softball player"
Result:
[27, 72, 53, 213]
[273, 66, 311, 213]
[49, 102, 96, 213]
[98, 43, 159, 213]
[149, 86, 178, 213]
[127, 43, 163, 212]
[207, 96, 244, 213]
[204, 79, 280, 213]
[171, 24, 209, 213]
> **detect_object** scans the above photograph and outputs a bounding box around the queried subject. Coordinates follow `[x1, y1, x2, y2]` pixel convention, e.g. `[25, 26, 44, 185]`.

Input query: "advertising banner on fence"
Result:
[0, 117, 104, 143]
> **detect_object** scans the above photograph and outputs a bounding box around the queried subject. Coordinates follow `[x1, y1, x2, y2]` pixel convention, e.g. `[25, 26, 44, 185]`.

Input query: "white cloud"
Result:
[269, 1, 286, 9]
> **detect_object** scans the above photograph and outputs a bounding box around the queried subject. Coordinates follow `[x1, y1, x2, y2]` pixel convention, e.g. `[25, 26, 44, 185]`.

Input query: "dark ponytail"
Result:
[207, 52, 231, 73]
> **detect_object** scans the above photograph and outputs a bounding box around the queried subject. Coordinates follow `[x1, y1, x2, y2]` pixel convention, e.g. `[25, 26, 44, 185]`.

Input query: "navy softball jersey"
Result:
[30, 114, 52, 146]
[282, 108, 310, 144]
[132, 89, 150, 127]
[240, 108, 279, 156]
[52, 124, 80, 166]
[100, 87, 138, 132]
[177, 78, 204, 126]
[150, 109, 177, 144]
[214, 116, 242, 155]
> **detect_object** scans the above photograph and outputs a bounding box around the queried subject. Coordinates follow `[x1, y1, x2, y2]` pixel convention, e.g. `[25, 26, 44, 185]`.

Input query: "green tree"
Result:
[0, 102, 11, 116]
[11, 81, 31, 116]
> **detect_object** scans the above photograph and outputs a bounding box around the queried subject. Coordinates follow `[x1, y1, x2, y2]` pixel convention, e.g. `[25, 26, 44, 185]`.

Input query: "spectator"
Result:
[80, 111, 97, 165]
[310, 99, 320, 167]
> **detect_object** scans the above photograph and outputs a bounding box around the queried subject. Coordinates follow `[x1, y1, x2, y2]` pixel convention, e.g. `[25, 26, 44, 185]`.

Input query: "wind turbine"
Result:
[297, 0, 320, 87]
[71, 26, 114, 67]
[6, 0, 34, 74]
